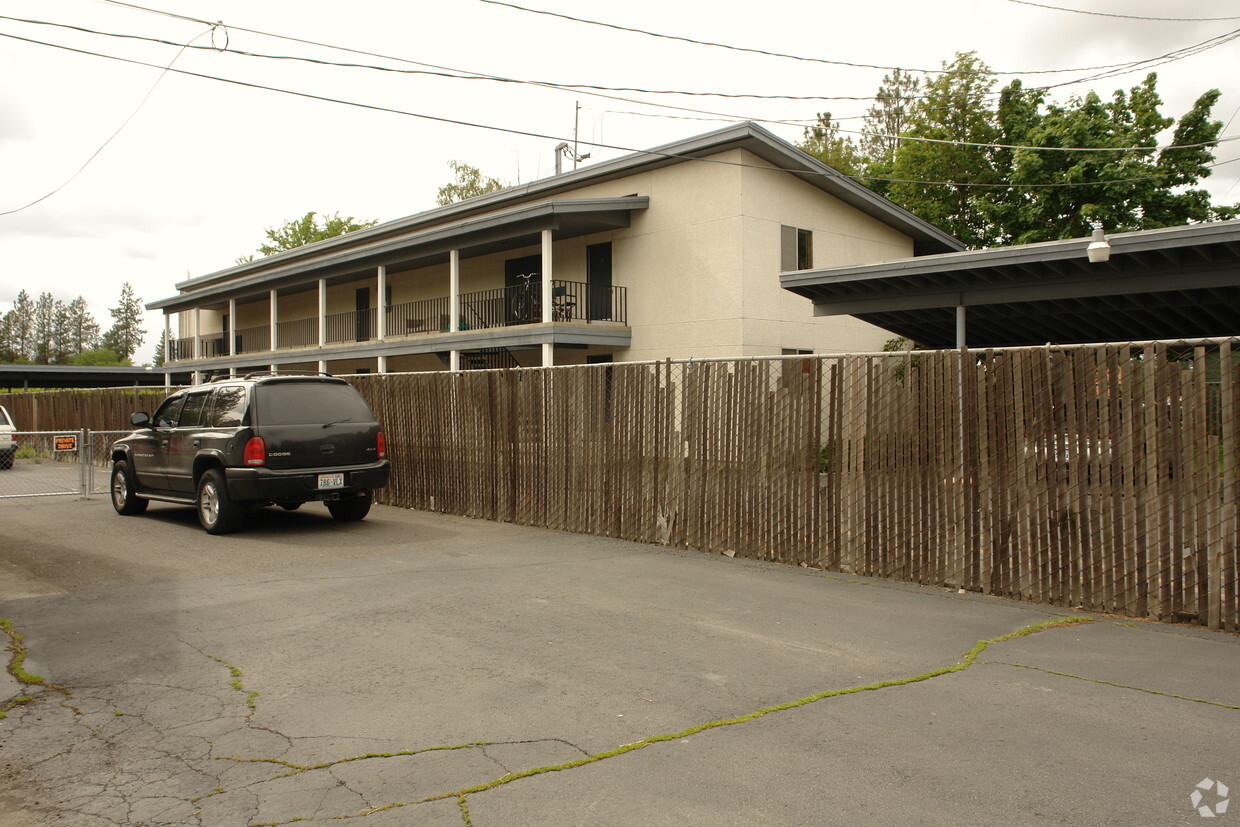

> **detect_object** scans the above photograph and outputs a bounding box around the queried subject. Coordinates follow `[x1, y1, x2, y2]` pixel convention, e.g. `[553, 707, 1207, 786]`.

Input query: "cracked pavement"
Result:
[1, 496, 1238, 825]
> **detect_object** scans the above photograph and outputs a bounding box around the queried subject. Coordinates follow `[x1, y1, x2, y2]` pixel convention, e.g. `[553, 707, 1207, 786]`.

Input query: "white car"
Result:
[0, 405, 15, 470]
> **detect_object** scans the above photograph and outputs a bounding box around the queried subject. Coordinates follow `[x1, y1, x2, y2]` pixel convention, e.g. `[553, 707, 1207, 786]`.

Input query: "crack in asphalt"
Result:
[9, 615, 1096, 826]
[11, 609, 1231, 826]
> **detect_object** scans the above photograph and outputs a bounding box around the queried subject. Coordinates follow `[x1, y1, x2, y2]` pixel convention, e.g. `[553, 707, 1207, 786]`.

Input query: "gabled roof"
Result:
[781, 219, 1240, 348]
[154, 122, 962, 310]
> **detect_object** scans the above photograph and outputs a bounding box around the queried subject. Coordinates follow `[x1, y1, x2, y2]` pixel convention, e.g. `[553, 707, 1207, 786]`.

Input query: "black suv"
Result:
[110, 372, 390, 534]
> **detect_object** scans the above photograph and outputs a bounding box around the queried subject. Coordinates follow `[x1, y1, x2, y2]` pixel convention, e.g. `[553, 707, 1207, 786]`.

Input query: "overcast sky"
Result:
[3, 0, 1238, 364]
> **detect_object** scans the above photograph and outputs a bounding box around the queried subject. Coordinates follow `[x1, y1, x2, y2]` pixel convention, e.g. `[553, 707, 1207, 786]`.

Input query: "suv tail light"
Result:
[377, 431, 386, 459]
[243, 436, 266, 466]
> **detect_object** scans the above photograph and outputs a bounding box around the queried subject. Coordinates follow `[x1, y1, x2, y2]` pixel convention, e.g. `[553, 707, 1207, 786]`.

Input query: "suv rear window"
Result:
[255, 382, 375, 426]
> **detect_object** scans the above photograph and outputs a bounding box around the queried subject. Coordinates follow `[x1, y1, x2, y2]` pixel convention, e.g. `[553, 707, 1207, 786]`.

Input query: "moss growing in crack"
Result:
[458, 795, 473, 826]
[203, 652, 258, 711]
[293, 616, 1095, 823]
[1, 617, 70, 718]
[1, 617, 44, 684]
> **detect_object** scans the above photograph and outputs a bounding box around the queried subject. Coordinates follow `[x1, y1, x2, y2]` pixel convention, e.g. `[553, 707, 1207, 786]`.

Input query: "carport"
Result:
[780, 219, 1240, 347]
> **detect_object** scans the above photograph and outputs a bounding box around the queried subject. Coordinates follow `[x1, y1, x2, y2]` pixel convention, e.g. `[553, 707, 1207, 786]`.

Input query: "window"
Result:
[782, 348, 812, 355]
[209, 386, 249, 428]
[780, 226, 814, 271]
[178, 392, 211, 428]
[255, 383, 375, 426]
[153, 395, 185, 428]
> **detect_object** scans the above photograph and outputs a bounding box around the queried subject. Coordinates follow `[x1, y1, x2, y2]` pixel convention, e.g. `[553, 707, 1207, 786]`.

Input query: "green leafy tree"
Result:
[151, 336, 165, 368]
[100, 282, 146, 362]
[252, 211, 379, 257]
[887, 52, 1001, 248]
[798, 112, 864, 176]
[435, 161, 508, 206]
[988, 75, 1233, 244]
[66, 348, 130, 366]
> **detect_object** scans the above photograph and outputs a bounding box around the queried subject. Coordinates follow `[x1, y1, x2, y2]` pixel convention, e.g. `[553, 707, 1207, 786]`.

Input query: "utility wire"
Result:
[11, 15, 1236, 156]
[475, 0, 1238, 77]
[4, 29, 1233, 192]
[0, 24, 215, 216]
[1004, 0, 1240, 22]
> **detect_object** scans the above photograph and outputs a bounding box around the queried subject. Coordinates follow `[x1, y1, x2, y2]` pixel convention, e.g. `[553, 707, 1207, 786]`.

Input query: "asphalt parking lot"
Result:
[1, 494, 1238, 826]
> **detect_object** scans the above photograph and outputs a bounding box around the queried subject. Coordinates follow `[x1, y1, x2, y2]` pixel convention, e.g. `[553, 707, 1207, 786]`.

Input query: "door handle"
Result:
[192, 440, 200, 448]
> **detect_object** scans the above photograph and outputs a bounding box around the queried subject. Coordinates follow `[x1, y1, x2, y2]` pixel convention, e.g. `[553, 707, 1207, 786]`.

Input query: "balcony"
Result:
[167, 280, 627, 363]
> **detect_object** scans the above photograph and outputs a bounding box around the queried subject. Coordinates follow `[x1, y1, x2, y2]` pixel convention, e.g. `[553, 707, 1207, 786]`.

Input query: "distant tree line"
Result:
[0, 282, 147, 365]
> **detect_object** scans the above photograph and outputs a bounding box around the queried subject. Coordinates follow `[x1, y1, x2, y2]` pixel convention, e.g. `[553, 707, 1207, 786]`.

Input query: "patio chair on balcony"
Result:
[552, 286, 576, 322]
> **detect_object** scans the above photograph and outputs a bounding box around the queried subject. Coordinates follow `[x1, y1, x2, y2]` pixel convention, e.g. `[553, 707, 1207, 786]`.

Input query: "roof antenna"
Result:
[554, 102, 591, 175]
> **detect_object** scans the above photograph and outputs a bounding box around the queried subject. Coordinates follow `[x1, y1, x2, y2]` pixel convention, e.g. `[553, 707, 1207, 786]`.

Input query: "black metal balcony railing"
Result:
[166, 281, 627, 362]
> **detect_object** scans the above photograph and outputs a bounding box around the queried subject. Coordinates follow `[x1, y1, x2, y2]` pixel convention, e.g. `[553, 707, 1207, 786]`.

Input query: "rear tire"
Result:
[0, 451, 12, 470]
[110, 460, 148, 515]
[277, 501, 302, 511]
[197, 468, 244, 534]
[327, 491, 371, 522]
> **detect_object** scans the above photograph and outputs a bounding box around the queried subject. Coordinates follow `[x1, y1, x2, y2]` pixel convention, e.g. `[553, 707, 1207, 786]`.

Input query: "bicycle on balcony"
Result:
[509, 274, 576, 324]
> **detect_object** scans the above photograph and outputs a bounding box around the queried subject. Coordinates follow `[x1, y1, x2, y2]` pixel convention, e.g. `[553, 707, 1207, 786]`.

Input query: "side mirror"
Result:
[131, 411, 152, 429]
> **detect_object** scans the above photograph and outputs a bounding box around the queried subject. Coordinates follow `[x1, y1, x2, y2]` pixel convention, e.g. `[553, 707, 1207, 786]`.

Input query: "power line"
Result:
[10, 15, 1236, 157]
[1004, 0, 1240, 23]
[0, 24, 215, 216]
[4, 29, 1232, 193]
[474, 0, 1237, 77]
[86, 0, 1240, 146]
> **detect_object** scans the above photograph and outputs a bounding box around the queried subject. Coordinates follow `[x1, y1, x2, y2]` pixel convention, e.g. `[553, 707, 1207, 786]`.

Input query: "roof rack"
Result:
[240, 370, 336, 380]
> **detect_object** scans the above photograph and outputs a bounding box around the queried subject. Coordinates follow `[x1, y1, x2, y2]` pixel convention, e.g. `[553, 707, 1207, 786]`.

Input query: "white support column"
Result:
[377, 265, 387, 340]
[541, 229, 553, 324]
[377, 355, 388, 374]
[318, 279, 327, 347]
[269, 289, 278, 352]
[449, 248, 461, 372]
[193, 308, 201, 360]
[449, 250, 460, 333]
[318, 360, 327, 374]
[541, 229, 553, 367]
[228, 299, 237, 356]
[163, 315, 171, 364]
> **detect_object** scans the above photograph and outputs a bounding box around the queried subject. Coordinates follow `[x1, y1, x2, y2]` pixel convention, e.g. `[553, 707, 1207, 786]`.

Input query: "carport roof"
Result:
[780, 219, 1240, 348]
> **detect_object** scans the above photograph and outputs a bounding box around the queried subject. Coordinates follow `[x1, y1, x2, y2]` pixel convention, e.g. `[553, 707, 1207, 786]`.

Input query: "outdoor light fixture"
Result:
[1086, 221, 1111, 263]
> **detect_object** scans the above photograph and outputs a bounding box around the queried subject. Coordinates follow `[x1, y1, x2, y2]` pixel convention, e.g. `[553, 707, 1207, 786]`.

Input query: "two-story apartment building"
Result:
[150, 122, 962, 380]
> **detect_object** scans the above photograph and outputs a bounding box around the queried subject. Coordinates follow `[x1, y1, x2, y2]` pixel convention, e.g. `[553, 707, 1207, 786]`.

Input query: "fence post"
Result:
[78, 429, 87, 497]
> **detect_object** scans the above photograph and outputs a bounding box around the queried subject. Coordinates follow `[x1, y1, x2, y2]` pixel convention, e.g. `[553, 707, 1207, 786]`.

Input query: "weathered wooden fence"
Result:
[0, 387, 180, 433]
[352, 341, 1239, 631]
[3, 341, 1236, 630]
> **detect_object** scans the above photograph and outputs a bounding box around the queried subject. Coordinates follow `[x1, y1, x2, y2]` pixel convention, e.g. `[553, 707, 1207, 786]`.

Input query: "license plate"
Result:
[317, 473, 344, 490]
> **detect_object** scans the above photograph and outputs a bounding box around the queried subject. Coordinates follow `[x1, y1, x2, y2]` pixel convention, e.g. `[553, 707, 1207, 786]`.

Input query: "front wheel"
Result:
[327, 492, 372, 522]
[110, 460, 148, 515]
[197, 469, 244, 534]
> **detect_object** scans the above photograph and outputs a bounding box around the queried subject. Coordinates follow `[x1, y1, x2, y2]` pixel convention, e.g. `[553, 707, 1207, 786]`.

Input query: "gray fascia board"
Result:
[152, 197, 649, 312]
[783, 218, 1240, 297]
